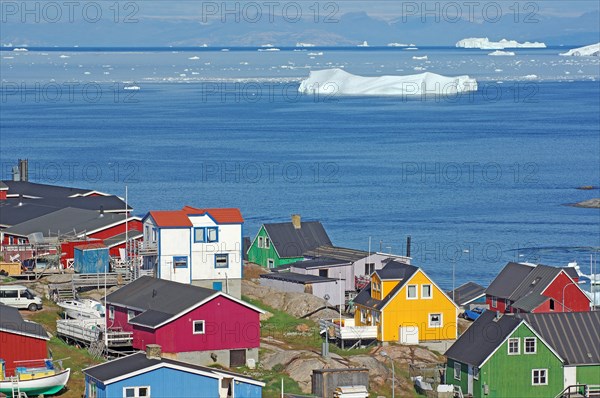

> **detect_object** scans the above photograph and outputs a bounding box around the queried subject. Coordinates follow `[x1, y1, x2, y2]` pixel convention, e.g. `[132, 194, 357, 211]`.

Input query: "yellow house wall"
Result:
[371, 274, 383, 300]
[381, 270, 457, 342]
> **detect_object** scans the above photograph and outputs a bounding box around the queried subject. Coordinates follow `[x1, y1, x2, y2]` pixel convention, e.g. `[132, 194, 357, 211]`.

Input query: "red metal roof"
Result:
[148, 210, 193, 227]
[149, 207, 243, 227]
[183, 206, 244, 224]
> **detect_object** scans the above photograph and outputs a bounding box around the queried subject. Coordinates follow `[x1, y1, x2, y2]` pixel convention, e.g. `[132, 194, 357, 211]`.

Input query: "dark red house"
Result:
[104, 276, 264, 367]
[0, 304, 49, 376]
[485, 262, 591, 314]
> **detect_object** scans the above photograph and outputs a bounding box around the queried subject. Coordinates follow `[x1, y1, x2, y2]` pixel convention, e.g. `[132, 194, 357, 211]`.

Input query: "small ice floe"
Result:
[188, 56, 200, 60]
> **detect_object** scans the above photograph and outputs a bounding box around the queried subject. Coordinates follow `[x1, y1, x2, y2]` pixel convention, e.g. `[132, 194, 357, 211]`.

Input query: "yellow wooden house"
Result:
[353, 261, 458, 343]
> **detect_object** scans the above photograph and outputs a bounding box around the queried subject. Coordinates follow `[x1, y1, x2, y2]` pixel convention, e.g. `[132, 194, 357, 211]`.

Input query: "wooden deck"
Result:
[320, 318, 378, 348]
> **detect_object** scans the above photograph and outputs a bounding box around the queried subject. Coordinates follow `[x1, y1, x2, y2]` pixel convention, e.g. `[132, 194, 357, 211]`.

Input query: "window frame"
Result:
[264, 237, 270, 248]
[532, 369, 548, 386]
[193, 227, 206, 243]
[473, 366, 479, 380]
[267, 258, 274, 268]
[524, 337, 537, 354]
[454, 362, 461, 380]
[108, 305, 115, 320]
[406, 284, 418, 300]
[123, 386, 151, 398]
[214, 253, 229, 269]
[360, 309, 367, 323]
[428, 313, 443, 328]
[508, 337, 520, 355]
[206, 227, 218, 243]
[421, 284, 432, 299]
[258, 236, 264, 249]
[491, 296, 497, 307]
[127, 310, 135, 322]
[192, 320, 205, 335]
[173, 256, 188, 269]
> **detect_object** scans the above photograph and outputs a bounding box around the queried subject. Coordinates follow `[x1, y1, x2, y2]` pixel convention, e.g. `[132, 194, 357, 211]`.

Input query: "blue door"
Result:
[212, 282, 222, 291]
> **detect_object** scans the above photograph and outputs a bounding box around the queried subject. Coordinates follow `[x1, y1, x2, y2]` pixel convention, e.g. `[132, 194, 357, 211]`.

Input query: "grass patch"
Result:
[23, 299, 104, 397]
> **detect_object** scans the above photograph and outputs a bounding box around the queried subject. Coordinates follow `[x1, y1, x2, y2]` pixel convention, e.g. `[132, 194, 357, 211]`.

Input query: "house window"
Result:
[407, 285, 418, 299]
[173, 256, 188, 268]
[524, 337, 537, 354]
[258, 237, 264, 248]
[549, 299, 555, 311]
[508, 338, 520, 355]
[215, 254, 229, 268]
[123, 386, 150, 398]
[193, 320, 205, 334]
[365, 263, 375, 275]
[491, 296, 497, 307]
[429, 313, 443, 328]
[108, 306, 115, 320]
[145, 226, 149, 240]
[206, 227, 218, 242]
[127, 310, 135, 321]
[532, 369, 547, 385]
[506, 300, 512, 312]
[473, 366, 479, 380]
[422, 284, 432, 299]
[454, 362, 461, 380]
[360, 309, 367, 323]
[373, 282, 379, 292]
[152, 228, 157, 241]
[267, 259, 274, 268]
[193, 227, 205, 243]
[319, 269, 328, 278]
[374, 312, 380, 324]
[265, 237, 270, 248]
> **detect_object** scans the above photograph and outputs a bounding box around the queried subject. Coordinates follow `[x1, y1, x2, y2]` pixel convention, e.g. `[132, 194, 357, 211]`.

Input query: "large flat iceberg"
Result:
[298, 68, 477, 96]
[560, 43, 600, 57]
[456, 38, 546, 49]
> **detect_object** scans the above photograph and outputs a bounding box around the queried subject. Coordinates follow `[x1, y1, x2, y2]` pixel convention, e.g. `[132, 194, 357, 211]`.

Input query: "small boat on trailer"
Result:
[57, 299, 105, 319]
[0, 359, 70, 397]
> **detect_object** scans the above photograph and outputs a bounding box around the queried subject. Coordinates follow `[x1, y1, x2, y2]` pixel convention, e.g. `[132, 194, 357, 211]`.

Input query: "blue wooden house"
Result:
[83, 345, 264, 398]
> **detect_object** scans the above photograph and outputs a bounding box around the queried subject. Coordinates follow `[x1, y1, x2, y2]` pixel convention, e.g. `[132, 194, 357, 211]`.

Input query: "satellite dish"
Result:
[324, 294, 330, 301]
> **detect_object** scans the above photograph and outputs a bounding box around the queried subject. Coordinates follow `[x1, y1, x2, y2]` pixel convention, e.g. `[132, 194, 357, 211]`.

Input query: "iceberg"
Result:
[456, 38, 546, 49]
[296, 42, 315, 47]
[387, 42, 409, 47]
[13, 47, 28, 52]
[560, 43, 600, 57]
[488, 50, 515, 56]
[412, 55, 428, 60]
[358, 41, 369, 47]
[298, 68, 477, 96]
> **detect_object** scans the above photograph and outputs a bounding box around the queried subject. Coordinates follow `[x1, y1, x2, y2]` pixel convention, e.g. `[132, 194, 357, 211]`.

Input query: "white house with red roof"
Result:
[141, 206, 244, 298]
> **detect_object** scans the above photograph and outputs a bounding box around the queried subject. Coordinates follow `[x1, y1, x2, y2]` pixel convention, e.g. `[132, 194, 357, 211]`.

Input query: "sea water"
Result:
[1, 47, 598, 289]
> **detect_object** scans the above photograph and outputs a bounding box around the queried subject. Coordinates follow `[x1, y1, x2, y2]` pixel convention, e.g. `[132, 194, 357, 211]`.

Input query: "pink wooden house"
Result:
[104, 276, 264, 367]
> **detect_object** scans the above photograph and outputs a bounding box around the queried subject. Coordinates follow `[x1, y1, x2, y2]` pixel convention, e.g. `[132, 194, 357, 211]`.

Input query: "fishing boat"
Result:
[0, 359, 70, 397]
[57, 299, 105, 319]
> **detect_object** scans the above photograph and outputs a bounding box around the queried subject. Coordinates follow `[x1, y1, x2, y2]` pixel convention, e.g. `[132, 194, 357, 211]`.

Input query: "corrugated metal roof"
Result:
[445, 311, 522, 367]
[511, 294, 549, 312]
[105, 276, 215, 320]
[485, 262, 535, 298]
[3, 207, 135, 238]
[2, 180, 91, 198]
[264, 221, 332, 258]
[508, 264, 561, 303]
[447, 282, 486, 306]
[520, 311, 600, 365]
[303, 245, 368, 262]
[260, 272, 340, 284]
[83, 352, 263, 386]
[288, 257, 351, 269]
[0, 304, 49, 340]
[374, 261, 418, 280]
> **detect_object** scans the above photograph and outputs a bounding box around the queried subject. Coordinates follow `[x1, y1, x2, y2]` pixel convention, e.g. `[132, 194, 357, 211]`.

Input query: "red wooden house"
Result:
[0, 304, 49, 376]
[104, 276, 264, 368]
[485, 262, 591, 313]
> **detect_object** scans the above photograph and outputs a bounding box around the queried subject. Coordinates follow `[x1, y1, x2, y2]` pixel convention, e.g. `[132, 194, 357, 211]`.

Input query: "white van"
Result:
[0, 285, 43, 311]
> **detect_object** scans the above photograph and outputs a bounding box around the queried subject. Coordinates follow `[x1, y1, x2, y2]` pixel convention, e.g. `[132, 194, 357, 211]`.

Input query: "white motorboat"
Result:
[57, 299, 105, 319]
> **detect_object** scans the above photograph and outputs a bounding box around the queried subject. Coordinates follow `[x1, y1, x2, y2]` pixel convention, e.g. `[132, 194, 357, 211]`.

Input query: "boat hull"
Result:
[0, 368, 70, 397]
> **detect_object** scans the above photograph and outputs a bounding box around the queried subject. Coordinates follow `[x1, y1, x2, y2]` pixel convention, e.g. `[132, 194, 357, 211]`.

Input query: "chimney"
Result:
[99, 206, 104, 218]
[12, 166, 20, 181]
[19, 159, 28, 182]
[406, 236, 411, 258]
[146, 344, 162, 360]
[291, 214, 301, 229]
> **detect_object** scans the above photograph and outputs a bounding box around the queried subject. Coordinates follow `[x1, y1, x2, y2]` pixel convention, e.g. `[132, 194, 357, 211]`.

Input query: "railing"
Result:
[139, 241, 157, 254]
[105, 328, 134, 347]
[555, 384, 600, 398]
[319, 318, 378, 340]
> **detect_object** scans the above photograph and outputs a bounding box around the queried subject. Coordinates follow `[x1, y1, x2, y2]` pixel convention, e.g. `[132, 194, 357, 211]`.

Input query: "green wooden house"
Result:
[445, 311, 600, 397]
[246, 215, 331, 268]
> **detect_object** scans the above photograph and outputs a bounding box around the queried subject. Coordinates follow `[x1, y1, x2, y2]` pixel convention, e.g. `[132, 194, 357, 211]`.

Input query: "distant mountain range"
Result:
[2, 10, 598, 47]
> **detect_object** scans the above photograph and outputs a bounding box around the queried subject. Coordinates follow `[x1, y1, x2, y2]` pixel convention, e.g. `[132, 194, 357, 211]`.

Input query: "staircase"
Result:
[89, 339, 106, 359]
[556, 384, 600, 398]
[9, 376, 28, 398]
[453, 385, 464, 398]
[49, 283, 76, 301]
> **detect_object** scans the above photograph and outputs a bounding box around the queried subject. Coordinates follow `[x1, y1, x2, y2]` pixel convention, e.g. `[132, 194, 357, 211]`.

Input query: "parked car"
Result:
[463, 307, 485, 321]
[0, 285, 43, 311]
